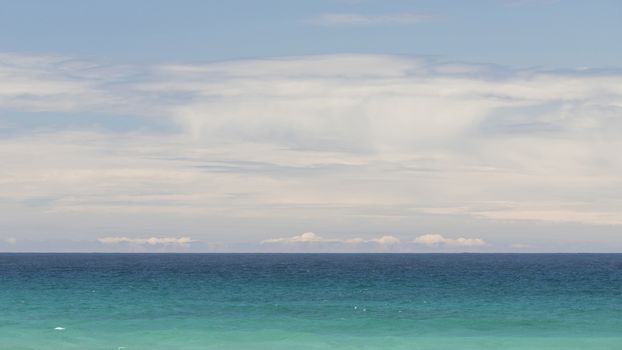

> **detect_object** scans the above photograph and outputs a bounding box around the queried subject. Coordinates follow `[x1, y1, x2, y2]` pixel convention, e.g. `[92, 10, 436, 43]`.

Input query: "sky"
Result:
[1, 0, 621, 252]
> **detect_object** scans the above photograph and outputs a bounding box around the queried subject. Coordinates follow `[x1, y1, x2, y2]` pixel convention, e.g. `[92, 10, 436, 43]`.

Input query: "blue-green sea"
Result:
[1, 253, 621, 349]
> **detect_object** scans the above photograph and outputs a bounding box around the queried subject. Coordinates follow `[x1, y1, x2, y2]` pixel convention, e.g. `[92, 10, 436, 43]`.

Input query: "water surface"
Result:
[1, 253, 621, 349]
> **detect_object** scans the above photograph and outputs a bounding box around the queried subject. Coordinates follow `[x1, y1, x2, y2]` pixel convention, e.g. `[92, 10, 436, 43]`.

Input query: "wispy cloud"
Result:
[97, 236, 195, 246]
[0, 53, 141, 114]
[414, 234, 486, 246]
[501, 0, 560, 6]
[262, 232, 400, 245]
[308, 13, 429, 26]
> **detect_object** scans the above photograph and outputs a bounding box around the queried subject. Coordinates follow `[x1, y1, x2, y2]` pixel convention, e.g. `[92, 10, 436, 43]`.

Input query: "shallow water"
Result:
[1, 253, 621, 349]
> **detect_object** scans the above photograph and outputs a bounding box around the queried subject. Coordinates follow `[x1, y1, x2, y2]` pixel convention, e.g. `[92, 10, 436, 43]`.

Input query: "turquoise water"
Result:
[1, 253, 621, 349]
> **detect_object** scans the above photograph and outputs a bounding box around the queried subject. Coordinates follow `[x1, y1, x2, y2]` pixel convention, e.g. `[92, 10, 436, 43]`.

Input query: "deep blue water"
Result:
[1, 253, 621, 349]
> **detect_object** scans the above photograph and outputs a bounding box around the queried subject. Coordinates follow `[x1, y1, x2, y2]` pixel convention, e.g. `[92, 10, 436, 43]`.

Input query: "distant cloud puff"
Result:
[262, 232, 400, 245]
[97, 236, 195, 246]
[511, 243, 530, 249]
[308, 13, 429, 26]
[4, 237, 17, 245]
[371, 235, 401, 245]
[262, 232, 326, 243]
[414, 234, 485, 246]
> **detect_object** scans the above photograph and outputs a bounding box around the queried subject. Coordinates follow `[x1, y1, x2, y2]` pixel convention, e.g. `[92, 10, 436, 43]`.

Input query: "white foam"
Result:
[54, 327, 65, 331]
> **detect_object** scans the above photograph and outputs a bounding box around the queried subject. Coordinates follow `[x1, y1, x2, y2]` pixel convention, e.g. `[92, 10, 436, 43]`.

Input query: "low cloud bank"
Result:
[97, 236, 195, 246]
[414, 234, 485, 246]
[262, 232, 400, 245]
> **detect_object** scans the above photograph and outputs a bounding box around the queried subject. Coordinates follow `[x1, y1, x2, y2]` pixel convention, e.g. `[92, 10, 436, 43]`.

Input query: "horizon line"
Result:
[2, 251, 622, 254]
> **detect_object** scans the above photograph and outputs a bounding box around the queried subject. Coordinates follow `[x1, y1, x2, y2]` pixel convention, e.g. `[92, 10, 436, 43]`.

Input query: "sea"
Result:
[1, 253, 621, 349]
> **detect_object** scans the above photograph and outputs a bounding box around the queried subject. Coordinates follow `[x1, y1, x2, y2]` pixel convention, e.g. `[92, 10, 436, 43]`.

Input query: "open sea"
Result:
[1, 253, 621, 349]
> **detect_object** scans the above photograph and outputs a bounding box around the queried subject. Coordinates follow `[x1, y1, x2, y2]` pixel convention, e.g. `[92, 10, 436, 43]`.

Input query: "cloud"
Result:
[4, 237, 17, 245]
[0, 53, 143, 114]
[308, 13, 429, 26]
[370, 235, 401, 245]
[262, 232, 327, 243]
[262, 232, 400, 245]
[97, 236, 195, 246]
[511, 243, 530, 249]
[501, 0, 560, 6]
[414, 234, 486, 246]
[1, 53, 622, 251]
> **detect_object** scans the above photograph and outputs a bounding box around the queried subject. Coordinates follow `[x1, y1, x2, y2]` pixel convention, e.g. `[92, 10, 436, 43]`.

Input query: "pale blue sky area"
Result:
[0, 0, 620, 68]
[1, 1, 622, 252]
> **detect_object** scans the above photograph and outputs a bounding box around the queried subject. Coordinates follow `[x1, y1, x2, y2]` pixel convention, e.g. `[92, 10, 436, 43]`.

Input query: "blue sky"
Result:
[1, 1, 621, 252]
[1, 0, 620, 67]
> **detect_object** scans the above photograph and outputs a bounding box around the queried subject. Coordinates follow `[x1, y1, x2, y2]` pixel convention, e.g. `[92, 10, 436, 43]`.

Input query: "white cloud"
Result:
[369, 235, 401, 245]
[414, 234, 486, 246]
[511, 243, 530, 249]
[262, 232, 327, 243]
[262, 232, 400, 245]
[501, 0, 559, 6]
[1, 53, 622, 250]
[0, 53, 141, 114]
[308, 13, 429, 26]
[97, 236, 195, 246]
[4, 237, 17, 244]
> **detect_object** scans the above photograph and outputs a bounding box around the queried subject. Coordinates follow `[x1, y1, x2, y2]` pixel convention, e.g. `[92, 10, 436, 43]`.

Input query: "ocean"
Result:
[1, 253, 621, 349]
